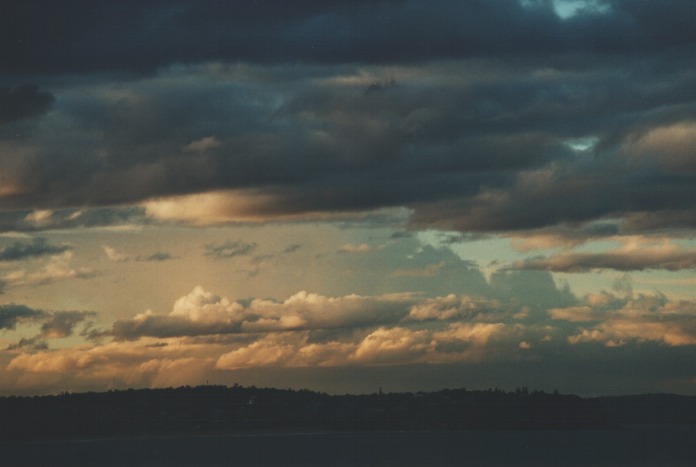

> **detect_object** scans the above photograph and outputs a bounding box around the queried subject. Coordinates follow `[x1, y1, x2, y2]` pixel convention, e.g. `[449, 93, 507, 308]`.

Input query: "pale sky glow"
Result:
[1, 0, 696, 397]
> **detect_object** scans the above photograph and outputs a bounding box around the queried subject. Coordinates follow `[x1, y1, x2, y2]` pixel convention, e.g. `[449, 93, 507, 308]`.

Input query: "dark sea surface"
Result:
[3, 425, 695, 467]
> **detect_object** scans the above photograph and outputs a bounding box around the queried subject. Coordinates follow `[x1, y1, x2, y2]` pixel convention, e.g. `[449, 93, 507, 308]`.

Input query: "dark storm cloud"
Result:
[0, 237, 70, 261]
[0, 85, 54, 123]
[4, 0, 696, 74]
[11, 53, 690, 226]
[0, 304, 46, 330]
[2, 1, 696, 236]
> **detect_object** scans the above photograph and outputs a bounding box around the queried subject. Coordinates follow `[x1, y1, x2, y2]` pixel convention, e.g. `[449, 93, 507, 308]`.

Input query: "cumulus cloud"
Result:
[350, 327, 433, 365]
[6, 338, 219, 391]
[216, 333, 308, 370]
[551, 292, 696, 347]
[112, 287, 417, 340]
[216, 323, 510, 370]
[6, 286, 696, 393]
[434, 322, 507, 347]
[406, 294, 504, 322]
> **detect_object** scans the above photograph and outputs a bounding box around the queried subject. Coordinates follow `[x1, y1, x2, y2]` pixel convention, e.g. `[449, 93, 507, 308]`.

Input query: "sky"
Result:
[1, 0, 696, 396]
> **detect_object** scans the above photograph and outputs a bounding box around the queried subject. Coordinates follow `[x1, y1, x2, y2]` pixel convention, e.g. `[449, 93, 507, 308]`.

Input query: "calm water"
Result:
[3, 425, 695, 466]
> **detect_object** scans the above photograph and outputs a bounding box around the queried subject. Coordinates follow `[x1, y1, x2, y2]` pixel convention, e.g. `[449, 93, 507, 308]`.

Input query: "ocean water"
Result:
[3, 425, 695, 466]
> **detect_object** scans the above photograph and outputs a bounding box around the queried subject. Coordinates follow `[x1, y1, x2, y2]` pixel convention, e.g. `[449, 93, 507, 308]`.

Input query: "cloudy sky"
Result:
[1, 0, 696, 396]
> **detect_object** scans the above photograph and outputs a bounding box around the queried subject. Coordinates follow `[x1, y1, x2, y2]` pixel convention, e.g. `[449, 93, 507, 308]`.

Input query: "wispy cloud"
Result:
[337, 243, 373, 254]
[0, 238, 70, 262]
[103, 246, 176, 262]
[183, 136, 221, 153]
[204, 240, 257, 259]
[515, 240, 696, 272]
[2, 252, 94, 287]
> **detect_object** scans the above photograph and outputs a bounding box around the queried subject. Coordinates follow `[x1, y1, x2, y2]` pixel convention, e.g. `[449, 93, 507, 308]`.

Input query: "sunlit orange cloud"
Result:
[515, 238, 696, 272]
[3, 286, 523, 393]
[5, 338, 220, 392]
[141, 189, 401, 225]
[548, 306, 600, 322]
[142, 190, 281, 225]
[622, 120, 696, 171]
[5, 320, 514, 393]
[0, 184, 28, 198]
[112, 287, 420, 339]
[552, 293, 696, 347]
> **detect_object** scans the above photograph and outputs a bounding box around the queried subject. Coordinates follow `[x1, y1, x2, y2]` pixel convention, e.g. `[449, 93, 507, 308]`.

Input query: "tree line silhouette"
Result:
[1, 384, 694, 438]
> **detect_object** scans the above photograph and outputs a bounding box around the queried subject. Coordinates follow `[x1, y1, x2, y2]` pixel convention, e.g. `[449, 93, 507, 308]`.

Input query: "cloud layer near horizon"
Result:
[4, 284, 696, 394]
